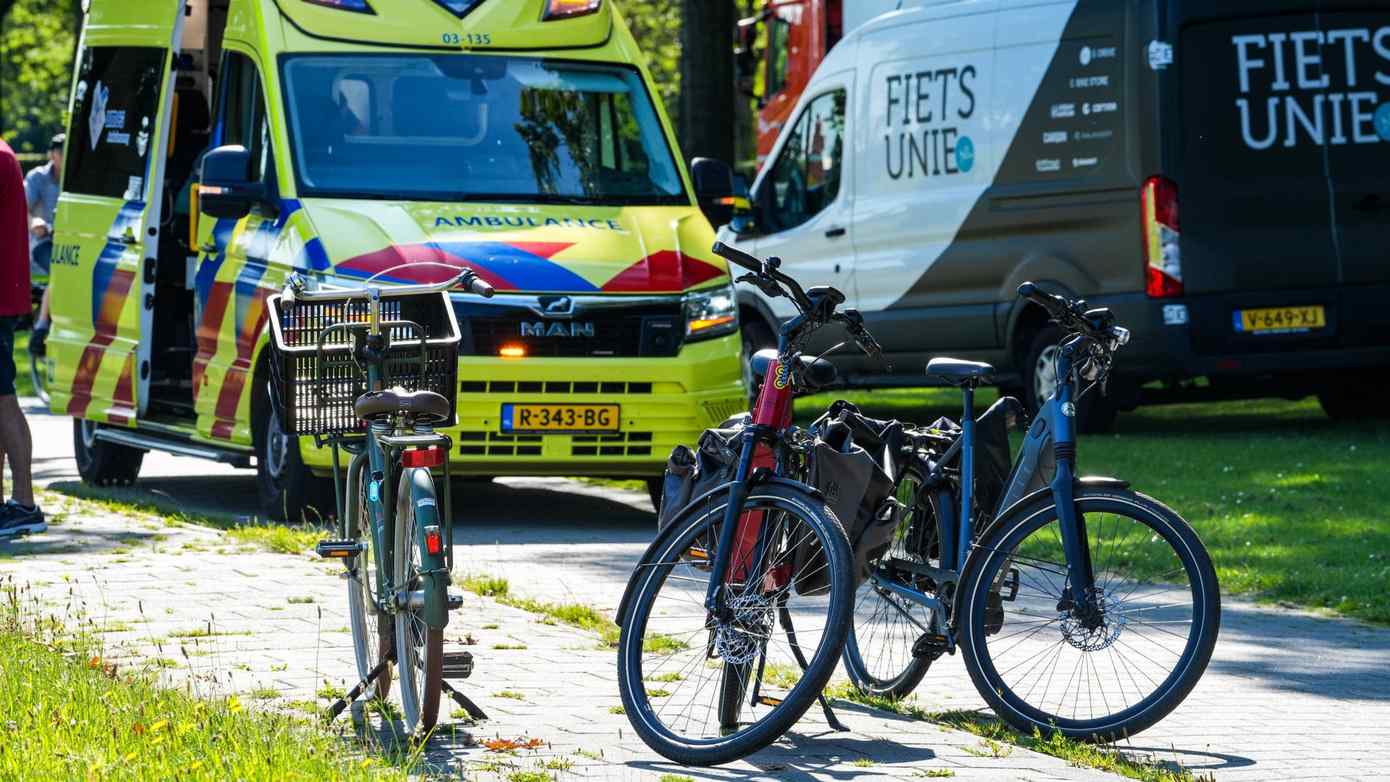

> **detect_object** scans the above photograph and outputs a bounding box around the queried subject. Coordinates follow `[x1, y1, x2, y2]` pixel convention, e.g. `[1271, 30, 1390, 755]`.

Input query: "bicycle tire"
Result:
[958, 486, 1220, 742]
[617, 482, 853, 766]
[394, 468, 443, 734]
[842, 463, 939, 698]
[345, 464, 392, 701]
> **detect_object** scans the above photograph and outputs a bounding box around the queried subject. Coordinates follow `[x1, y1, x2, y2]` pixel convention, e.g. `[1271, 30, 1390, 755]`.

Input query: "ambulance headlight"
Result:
[684, 284, 739, 342]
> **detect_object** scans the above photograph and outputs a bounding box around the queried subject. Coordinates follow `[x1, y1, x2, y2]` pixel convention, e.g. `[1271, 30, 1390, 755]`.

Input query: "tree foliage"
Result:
[615, 0, 682, 128]
[0, 0, 80, 153]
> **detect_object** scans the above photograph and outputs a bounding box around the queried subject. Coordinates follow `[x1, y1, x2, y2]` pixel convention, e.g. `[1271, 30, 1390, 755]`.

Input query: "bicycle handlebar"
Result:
[711, 241, 762, 273]
[283, 268, 494, 308]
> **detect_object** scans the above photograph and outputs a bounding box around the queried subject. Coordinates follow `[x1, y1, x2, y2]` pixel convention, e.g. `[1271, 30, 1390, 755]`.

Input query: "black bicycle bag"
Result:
[655, 414, 747, 535]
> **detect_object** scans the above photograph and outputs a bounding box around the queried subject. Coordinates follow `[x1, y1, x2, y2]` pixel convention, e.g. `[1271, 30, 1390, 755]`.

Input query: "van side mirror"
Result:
[691, 157, 738, 229]
[199, 145, 265, 220]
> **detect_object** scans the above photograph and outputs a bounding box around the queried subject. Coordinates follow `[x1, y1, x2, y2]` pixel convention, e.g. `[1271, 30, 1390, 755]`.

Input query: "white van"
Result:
[721, 0, 1390, 430]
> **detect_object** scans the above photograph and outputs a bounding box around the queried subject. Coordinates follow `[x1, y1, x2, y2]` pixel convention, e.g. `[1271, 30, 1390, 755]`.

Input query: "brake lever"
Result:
[735, 272, 785, 300]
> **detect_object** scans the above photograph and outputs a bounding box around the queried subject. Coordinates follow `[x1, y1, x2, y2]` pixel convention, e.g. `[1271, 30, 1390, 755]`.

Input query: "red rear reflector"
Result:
[402, 446, 444, 468]
[425, 526, 442, 555]
[543, 0, 601, 20]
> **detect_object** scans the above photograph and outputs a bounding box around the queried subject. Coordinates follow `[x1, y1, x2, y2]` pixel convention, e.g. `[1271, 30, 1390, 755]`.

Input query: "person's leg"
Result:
[0, 318, 33, 507]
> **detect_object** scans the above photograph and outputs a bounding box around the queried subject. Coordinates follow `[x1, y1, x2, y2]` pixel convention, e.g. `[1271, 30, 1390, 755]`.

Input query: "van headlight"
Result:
[684, 284, 739, 342]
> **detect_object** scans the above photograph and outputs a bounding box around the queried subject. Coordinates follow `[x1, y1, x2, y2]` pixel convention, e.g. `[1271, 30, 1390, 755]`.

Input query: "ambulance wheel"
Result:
[253, 387, 335, 523]
[73, 420, 144, 487]
[1022, 326, 1118, 434]
[1318, 368, 1390, 421]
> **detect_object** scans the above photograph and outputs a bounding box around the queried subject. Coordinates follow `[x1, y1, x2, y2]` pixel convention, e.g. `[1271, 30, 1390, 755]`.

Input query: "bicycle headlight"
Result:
[684, 284, 739, 342]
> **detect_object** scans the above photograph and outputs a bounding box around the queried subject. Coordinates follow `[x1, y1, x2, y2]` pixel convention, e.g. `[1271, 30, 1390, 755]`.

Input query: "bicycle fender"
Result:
[403, 467, 450, 630]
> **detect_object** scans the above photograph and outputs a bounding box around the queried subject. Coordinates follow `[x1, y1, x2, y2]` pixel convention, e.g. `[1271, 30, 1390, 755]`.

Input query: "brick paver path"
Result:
[3, 494, 1121, 781]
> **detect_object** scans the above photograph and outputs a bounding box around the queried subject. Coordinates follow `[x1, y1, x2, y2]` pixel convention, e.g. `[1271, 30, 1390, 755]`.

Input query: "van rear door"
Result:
[1175, 3, 1390, 350]
[52, 0, 183, 423]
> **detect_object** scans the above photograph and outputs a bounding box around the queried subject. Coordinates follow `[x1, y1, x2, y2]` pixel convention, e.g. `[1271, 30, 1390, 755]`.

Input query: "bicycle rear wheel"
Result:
[345, 467, 392, 701]
[617, 482, 853, 766]
[394, 469, 442, 734]
[959, 486, 1220, 741]
[843, 464, 940, 698]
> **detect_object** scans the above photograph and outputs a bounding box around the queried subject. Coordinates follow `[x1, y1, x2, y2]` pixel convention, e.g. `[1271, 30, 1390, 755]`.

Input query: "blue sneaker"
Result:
[0, 501, 46, 538]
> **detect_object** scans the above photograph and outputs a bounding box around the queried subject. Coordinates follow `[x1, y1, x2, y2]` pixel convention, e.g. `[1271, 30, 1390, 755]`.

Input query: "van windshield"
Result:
[280, 54, 686, 205]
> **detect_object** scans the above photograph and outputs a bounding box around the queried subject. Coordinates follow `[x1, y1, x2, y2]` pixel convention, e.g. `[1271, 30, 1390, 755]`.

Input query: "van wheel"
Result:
[1318, 369, 1390, 421]
[740, 318, 776, 406]
[253, 383, 335, 523]
[646, 477, 663, 512]
[72, 419, 144, 486]
[1022, 326, 1118, 434]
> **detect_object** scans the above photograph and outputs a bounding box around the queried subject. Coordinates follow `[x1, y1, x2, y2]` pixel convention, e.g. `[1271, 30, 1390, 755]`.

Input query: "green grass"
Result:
[493, 690, 525, 700]
[40, 486, 329, 556]
[798, 388, 1390, 624]
[822, 682, 1198, 782]
[11, 330, 35, 398]
[0, 618, 405, 780]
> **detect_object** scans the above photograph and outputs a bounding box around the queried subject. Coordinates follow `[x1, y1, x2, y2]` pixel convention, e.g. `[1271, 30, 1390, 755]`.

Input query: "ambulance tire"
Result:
[1318, 368, 1390, 421]
[72, 420, 144, 487]
[1022, 326, 1119, 434]
[253, 388, 335, 524]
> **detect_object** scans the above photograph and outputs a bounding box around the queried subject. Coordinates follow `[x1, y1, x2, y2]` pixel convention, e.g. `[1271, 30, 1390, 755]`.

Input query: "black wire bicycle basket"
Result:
[266, 290, 462, 437]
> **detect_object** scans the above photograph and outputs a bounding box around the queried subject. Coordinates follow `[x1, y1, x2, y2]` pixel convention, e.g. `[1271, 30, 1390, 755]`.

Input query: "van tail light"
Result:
[1142, 176, 1182, 298]
[402, 446, 444, 469]
[543, 0, 601, 20]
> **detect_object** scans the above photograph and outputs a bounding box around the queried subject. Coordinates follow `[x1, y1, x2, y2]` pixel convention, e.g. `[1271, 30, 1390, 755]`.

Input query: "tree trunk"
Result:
[679, 0, 737, 165]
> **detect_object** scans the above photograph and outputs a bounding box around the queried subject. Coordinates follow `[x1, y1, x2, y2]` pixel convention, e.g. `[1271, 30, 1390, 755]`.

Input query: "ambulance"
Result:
[47, 0, 747, 520]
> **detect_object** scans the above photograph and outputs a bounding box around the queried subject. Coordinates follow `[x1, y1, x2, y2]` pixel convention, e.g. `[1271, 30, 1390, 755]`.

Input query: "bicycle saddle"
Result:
[354, 388, 452, 424]
[926, 357, 994, 386]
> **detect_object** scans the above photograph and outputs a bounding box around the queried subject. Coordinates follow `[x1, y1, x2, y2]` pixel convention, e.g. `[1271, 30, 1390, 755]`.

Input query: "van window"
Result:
[64, 47, 168, 200]
[763, 89, 846, 232]
[280, 54, 685, 206]
[219, 52, 270, 181]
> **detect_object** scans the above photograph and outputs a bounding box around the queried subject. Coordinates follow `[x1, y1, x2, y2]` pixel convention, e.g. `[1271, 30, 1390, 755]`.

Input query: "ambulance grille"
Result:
[453, 300, 684, 358]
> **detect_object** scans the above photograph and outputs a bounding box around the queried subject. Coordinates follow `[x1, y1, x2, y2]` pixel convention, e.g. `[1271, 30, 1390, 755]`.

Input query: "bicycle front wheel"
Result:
[958, 486, 1220, 741]
[394, 468, 443, 734]
[617, 482, 854, 766]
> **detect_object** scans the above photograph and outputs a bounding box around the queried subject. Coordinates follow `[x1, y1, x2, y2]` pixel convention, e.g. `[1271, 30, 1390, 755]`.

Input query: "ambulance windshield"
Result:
[281, 54, 686, 205]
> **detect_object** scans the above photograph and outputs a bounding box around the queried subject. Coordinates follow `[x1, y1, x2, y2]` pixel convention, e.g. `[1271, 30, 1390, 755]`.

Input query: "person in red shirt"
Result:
[0, 136, 44, 537]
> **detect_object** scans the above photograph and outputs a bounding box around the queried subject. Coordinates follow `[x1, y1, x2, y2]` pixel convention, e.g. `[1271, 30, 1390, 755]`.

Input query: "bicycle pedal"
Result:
[442, 650, 474, 680]
[447, 588, 464, 610]
[315, 539, 365, 559]
[755, 695, 783, 707]
[912, 633, 950, 659]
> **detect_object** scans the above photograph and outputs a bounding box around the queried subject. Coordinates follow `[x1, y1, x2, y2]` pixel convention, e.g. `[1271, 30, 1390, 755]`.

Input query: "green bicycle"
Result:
[268, 266, 493, 733]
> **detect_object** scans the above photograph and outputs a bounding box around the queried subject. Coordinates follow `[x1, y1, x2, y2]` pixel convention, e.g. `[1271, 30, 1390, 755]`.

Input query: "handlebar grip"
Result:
[1017, 281, 1068, 319]
[465, 274, 495, 298]
[711, 241, 763, 272]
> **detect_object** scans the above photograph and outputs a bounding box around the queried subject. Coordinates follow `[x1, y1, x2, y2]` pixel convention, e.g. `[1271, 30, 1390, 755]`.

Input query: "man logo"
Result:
[540, 296, 574, 316]
[521, 321, 596, 338]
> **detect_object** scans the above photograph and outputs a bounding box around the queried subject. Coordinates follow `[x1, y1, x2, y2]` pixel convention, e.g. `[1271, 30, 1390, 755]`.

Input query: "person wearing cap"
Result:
[0, 135, 45, 537]
[22, 134, 62, 357]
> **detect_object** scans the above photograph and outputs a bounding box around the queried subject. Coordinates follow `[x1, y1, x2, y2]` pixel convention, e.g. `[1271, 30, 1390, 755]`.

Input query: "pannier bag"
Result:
[919, 395, 1025, 526]
[794, 402, 902, 595]
[655, 414, 749, 534]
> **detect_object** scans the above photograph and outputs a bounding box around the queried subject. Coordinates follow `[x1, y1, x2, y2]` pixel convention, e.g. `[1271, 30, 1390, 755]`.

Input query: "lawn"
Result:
[795, 388, 1390, 624]
[10, 328, 35, 398]
[0, 607, 408, 781]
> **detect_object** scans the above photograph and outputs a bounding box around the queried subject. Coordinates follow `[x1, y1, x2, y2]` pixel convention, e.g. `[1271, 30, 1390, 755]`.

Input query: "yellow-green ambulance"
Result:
[47, 0, 747, 519]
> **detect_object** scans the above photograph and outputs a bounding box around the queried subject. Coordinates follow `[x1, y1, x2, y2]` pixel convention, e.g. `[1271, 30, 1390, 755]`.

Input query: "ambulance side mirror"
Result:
[691, 157, 738, 229]
[199, 145, 265, 220]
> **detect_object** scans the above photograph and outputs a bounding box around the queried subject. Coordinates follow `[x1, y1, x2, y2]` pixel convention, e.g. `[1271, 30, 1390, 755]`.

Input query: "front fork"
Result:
[704, 432, 761, 615]
[1049, 345, 1098, 609]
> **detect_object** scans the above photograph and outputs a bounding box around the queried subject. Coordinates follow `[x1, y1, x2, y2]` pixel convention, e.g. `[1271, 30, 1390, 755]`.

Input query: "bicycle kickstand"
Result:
[327, 656, 393, 721]
[441, 681, 488, 722]
[777, 601, 848, 732]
